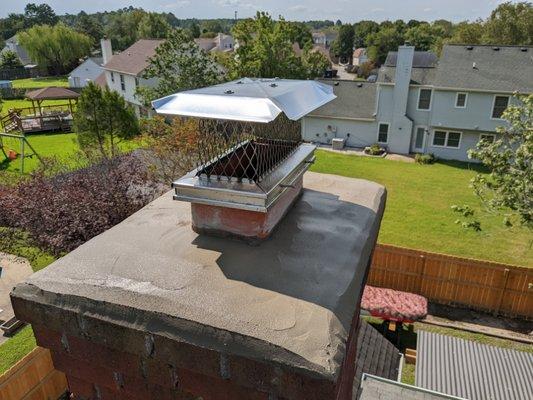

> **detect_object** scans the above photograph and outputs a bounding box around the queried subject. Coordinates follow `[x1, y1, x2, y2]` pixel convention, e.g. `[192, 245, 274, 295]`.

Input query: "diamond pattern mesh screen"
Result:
[195, 114, 301, 183]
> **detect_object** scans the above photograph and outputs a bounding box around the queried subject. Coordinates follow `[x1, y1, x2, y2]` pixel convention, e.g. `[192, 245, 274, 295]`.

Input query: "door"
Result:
[412, 126, 427, 152]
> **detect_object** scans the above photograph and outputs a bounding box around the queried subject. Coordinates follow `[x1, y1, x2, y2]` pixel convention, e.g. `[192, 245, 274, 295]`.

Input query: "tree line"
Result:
[333, 2, 532, 65]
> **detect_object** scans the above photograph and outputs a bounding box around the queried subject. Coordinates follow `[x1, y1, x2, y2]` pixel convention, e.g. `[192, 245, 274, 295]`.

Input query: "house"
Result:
[67, 57, 103, 88]
[101, 38, 164, 117]
[312, 31, 338, 48]
[353, 48, 368, 66]
[303, 44, 532, 162]
[194, 33, 234, 52]
[2, 35, 32, 65]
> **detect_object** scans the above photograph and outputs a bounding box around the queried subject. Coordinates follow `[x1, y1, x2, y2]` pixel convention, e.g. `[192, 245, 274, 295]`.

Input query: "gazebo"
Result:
[25, 86, 80, 116]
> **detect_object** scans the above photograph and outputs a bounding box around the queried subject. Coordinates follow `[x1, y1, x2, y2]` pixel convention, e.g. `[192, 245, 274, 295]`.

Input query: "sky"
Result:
[1, 0, 512, 22]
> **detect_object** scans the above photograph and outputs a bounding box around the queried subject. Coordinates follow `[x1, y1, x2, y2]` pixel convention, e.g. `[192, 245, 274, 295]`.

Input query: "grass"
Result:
[11, 76, 68, 89]
[311, 150, 533, 266]
[0, 326, 36, 375]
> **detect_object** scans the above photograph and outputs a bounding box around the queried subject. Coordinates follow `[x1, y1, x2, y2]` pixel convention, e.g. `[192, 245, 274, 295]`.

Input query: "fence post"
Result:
[417, 254, 426, 294]
[494, 268, 510, 317]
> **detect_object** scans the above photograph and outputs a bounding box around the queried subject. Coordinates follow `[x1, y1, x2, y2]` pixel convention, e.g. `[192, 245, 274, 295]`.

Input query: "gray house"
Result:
[303, 44, 533, 162]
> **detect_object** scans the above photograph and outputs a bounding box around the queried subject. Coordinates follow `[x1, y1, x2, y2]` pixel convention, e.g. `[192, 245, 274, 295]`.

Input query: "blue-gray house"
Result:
[303, 44, 532, 162]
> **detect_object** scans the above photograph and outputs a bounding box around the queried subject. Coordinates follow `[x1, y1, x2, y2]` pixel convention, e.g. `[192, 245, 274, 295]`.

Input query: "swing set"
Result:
[0, 131, 43, 174]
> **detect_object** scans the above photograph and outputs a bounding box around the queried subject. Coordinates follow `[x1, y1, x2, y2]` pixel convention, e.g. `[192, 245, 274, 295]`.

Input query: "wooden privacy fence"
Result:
[368, 244, 533, 320]
[0, 346, 67, 400]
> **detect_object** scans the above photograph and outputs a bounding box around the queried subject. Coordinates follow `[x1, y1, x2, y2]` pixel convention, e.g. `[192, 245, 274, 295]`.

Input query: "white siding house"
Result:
[68, 58, 103, 88]
[101, 38, 163, 117]
[303, 44, 532, 162]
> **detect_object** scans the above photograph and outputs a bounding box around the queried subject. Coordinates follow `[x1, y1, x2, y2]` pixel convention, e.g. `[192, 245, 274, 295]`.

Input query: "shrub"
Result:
[365, 143, 385, 156]
[0, 154, 162, 255]
[415, 153, 436, 164]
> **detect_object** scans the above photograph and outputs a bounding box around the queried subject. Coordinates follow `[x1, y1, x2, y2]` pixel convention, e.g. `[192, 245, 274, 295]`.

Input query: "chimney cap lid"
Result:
[151, 78, 336, 123]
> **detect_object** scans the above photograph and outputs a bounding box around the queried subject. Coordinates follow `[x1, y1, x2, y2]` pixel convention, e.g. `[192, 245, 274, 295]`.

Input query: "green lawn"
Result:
[0, 326, 36, 375]
[311, 150, 532, 266]
[11, 76, 68, 89]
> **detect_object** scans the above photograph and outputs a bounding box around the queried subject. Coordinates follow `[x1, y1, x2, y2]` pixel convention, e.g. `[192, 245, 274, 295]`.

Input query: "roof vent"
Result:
[224, 90, 234, 94]
[270, 83, 278, 88]
[334, 81, 340, 86]
[357, 83, 363, 88]
[466, 46, 474, 50]
[472, 62, 477, 69]
[520, 47, 528, 52]
[492, 47, 500, 51]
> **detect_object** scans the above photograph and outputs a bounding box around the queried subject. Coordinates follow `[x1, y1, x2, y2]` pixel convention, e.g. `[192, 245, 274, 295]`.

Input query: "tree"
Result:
[484, 1, 533, 45]
[23, 3, 58, 28]
[405, 23, 446, 51]
[332, 24, 355, 63]
[456, 95, 532, 229]
[231, 12, 305, 79]
[0, 50, 23, 68]
[75, 11, 103, 46]
[138, 12, 172, 39]
[302, 48, 330, 78]
[189, 22, 201, 38]
[74, 82, 139, 159]
[104, 9, 145, 51]
[18, 23, 92, 74]
[288, 22, 313, 48]
[137, 29, 224, 105]
[447, 21, 484, 45]
[366, 26, 404, 64]
[353, 20, 379, 48]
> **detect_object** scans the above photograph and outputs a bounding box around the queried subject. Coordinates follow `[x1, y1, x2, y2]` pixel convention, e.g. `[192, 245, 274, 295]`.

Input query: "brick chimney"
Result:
[11, 79, 387, 400]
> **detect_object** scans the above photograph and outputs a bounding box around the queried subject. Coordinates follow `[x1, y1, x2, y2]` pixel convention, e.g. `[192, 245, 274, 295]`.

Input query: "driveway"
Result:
[0, 252, 33, 344]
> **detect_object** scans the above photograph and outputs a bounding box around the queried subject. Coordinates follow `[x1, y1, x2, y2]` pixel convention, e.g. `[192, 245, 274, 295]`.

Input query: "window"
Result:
[432, 130, 462, 148]
[135, 77, 139, 87]
[377, 123, 389, 143]
[479, 133, 496, 144]
[433, 131, 447, 146]
[455, 92, 467, 108]
[120, 74, 125, 91]
[417, 88, 432, 110]
[110, 72, 115, 83]
[492, 95, 509, 119]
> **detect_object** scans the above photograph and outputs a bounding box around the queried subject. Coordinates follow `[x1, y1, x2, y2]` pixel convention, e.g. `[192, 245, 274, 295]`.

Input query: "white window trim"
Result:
[479, 133, 496, 143]
[413, 125, 427, 151]
[431, 130, 462, 149]
[490, 94, 510, 120]
[416, 88, 433, 111]
[377, 122, 389, 144]
[454, 92, 468, 109]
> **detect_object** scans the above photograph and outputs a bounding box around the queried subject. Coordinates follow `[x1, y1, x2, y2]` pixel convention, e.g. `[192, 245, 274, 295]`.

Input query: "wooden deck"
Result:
[1, 104, 74, 134]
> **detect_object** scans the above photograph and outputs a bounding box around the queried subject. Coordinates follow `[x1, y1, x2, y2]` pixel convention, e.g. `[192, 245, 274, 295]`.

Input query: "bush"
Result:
[0, 154, 162, 255]
[365, 143, 385, 156]
[415, 153, 436, 164]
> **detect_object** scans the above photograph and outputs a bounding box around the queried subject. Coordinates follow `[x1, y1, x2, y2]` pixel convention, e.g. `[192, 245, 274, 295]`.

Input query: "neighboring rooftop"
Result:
[353, 320, 402, 398]
[25, 86, 80, 101]
[433, 44, 533, 93]
[308, 79, 377, 120]
[378, 50, 438, 85]
[416, 330, 533, 400]
[359, 375, 465, 400]
[102, 39, 164, 76]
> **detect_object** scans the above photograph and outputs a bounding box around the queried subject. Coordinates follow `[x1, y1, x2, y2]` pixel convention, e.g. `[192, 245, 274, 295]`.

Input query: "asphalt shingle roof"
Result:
[103, 39, 164, 76]
[433, 44, 533, 93]
[353, 320, 402, 399]
[308, 79, 377, 120]
[378, 50, 438, 85]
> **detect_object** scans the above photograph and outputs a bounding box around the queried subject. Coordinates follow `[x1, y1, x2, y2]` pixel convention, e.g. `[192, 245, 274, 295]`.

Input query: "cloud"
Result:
[163, 0, 190, 8]
[423, 7, 432, 12]
[217, 0, 257, 9]
[288, 5, 307, 12]
[370, 7, 385, 13]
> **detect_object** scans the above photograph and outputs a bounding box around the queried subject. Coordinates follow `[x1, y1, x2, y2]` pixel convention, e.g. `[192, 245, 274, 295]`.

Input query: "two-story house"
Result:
[101, 38, 163, 117]
[303, 44, 532, 162]
[195, 33, 234, 52]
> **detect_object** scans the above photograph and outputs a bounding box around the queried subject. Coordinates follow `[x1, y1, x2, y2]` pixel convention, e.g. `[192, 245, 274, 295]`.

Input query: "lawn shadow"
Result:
[436, 159, 488, 173]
